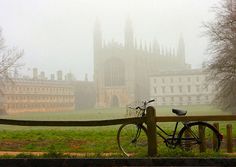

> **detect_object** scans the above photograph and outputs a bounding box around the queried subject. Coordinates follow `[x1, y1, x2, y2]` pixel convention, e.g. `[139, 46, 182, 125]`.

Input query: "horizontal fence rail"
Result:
[0, 115, 235, 127]
[156, 115, 236, 122]
[0, 117, 145, 126]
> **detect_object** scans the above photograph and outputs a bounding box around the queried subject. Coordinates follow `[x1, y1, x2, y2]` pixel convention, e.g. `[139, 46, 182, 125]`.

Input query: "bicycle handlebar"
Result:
[148, 99, 155, 103]
[131, 99, 155, 110]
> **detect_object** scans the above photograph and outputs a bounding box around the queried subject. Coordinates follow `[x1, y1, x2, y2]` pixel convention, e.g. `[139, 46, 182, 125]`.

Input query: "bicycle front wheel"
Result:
[117, 123, 148, 157]
[178, 122, 221, 153]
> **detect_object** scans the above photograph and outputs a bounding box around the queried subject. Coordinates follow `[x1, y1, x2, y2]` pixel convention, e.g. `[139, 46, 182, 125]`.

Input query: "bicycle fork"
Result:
[131, 125, 142, 144]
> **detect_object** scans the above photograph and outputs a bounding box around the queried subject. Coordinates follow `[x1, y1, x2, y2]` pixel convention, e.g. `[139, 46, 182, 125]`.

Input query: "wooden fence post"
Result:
[146, 106, 157, 157]
[213, 122, 219, 150]
[226, 124, 233, 153]
[199, 125, 206, 152]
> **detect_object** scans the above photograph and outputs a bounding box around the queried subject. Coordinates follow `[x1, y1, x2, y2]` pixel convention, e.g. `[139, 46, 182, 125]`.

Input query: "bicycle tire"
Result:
[177, 121, 221, 152]
[117, 123, 148, 157]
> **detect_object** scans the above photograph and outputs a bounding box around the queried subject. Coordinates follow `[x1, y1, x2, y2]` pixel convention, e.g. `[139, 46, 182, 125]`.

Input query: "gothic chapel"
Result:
[93, 18, 190, 108]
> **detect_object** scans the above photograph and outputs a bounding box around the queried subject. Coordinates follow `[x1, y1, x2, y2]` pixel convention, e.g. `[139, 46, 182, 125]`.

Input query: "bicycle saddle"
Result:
[172, 109, 187, 116]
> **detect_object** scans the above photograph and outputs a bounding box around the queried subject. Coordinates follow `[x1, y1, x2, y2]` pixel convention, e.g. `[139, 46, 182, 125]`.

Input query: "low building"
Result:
[150, 69, 215, 106]
[73, 80, 96, 110]
[0, 78, 75, 114]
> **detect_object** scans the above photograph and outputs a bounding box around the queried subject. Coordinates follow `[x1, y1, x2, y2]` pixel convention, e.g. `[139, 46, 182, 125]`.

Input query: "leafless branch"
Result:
[204, 0, 236, 113]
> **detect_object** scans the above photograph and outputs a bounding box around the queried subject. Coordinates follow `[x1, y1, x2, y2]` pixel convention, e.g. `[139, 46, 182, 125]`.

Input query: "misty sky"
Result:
[0, 0, 220, 80]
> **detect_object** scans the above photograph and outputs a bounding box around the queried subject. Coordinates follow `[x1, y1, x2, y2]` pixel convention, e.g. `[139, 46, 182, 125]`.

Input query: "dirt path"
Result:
[0, 151, 121, 157]
[0, 151, 235, 157]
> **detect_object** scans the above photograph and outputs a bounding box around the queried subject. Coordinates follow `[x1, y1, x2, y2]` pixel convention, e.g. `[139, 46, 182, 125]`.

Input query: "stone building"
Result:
[150, 69, 215, 106]
[94, 18, 190, 108]
[73, 80, 96, 110]
[0, 72, 75, 114]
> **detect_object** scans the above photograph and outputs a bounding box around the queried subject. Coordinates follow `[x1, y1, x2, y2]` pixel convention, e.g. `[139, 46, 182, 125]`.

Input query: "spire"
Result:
[172, 48, 176, 56]
[149, 42, 152, 53]
[93, 18, 102, 50]
[165, 47, 168, 56]
[124, 17, 134, 48]
[169, 47, 172, 56]
[160, 45, 164, 56]
[177, 33, 186, 63]
[134, 38, 137, 49]
[144, 41, 148, 52]
[84, 73, 88, 81]
[153, 39, 160, 55]
[103, 40, 106, 48]
[139, 40, 143, 50]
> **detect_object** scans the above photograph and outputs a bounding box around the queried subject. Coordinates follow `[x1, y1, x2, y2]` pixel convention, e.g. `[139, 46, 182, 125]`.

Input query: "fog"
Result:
[0, 0, 220, 80]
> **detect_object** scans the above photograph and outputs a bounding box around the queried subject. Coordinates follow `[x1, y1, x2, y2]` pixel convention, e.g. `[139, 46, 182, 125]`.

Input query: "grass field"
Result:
[0, 105, 234, 157]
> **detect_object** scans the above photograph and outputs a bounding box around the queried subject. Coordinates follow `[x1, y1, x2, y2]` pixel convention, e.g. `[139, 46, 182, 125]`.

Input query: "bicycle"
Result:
[117, 99, 223, 157]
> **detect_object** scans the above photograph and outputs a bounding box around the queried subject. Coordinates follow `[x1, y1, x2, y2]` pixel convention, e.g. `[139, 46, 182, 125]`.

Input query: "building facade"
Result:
[73, 80, 96, 110]
[94, 18, 190, 108]
[150, 69, 215, 106]
[0, 78, 75, 114]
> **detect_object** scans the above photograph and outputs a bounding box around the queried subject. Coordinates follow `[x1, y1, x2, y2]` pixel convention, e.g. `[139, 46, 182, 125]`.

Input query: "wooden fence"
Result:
[0, 106, 235, 157]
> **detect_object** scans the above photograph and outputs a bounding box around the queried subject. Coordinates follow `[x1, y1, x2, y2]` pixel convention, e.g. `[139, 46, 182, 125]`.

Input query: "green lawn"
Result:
[0, 105, 234, 157]
[0, 104, 229, 121]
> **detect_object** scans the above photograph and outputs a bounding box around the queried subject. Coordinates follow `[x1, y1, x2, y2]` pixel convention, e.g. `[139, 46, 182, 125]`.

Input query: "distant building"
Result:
[0, 68, 98, 114]
[150, 69, 215, 106]
[73, 80, 96, 110]
[0, 72, 75, 114]
[94, 18, 190, 108]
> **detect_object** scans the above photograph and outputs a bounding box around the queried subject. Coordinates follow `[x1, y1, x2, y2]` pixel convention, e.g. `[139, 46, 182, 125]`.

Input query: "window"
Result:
[188, 96, 191, 102]
[154, 87, 157, 94]
[104, 58, 125, 86]
[161, 86, 165, 93]
[162, 78, 165, 83]
[179, 86, 182, 93]
[153, 78, 156, 84]
[178, 77, 182, 82]
[197, 96, 200, 102]
[162, 97, 165, 102]
[196, 77, 199, 82]
[187, 85, 191, 93]
[170, 86, 174, 93]
[196, 85, 200, 92]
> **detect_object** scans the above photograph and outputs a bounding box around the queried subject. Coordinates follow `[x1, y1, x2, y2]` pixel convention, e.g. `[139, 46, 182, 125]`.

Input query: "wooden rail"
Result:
[0, 115, 235, 126]
[0, 117, 145, 126]
[0, 107, 235, 157]
[156, 115, 236, 122]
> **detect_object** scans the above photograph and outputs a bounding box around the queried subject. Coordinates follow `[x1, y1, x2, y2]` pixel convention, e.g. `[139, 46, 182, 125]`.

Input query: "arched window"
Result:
[104, 58, 125, 86]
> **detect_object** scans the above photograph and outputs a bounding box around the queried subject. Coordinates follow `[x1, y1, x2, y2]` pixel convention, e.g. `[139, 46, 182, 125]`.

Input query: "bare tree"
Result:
[0, 28, 23, 97]
[204, 0, 236, 114]
[0, 28, 23, 114]
[0, 28, 23, 78]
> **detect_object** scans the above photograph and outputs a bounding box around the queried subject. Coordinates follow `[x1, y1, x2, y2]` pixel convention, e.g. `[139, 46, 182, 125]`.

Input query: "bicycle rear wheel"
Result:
[117, 123, 148, 157]
[178, 122, 221, 153]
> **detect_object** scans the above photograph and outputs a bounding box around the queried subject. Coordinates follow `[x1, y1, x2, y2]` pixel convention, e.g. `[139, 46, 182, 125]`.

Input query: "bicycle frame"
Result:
[156, 122, 180, 146]
[132, 100, 201, 148]
[155, 121, 200, 148]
